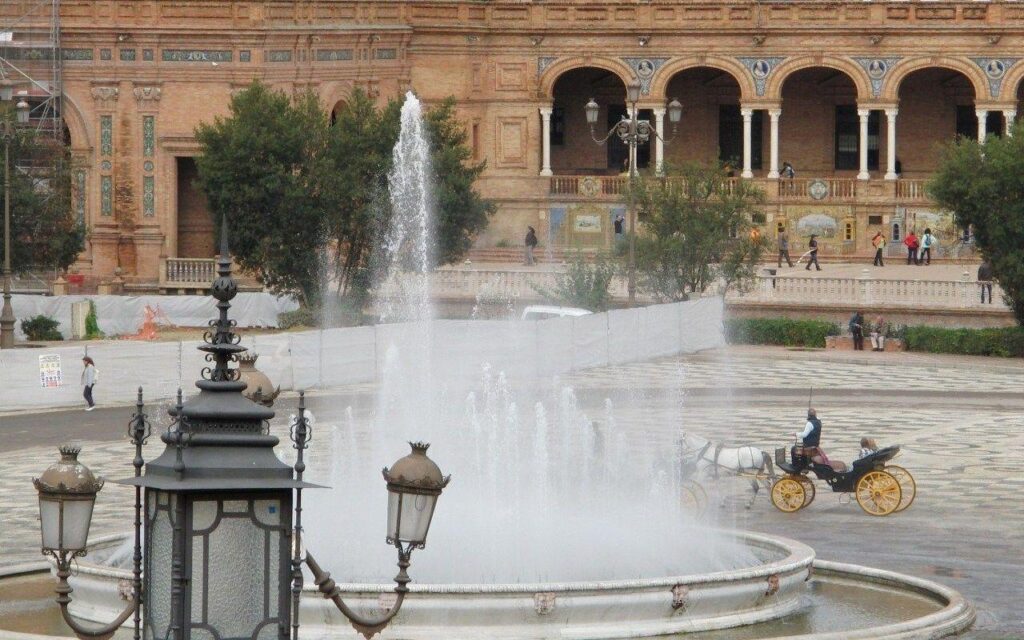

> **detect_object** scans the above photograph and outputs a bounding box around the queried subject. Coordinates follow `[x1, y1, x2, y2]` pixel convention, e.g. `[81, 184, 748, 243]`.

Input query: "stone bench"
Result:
[825, 335, 905, 351]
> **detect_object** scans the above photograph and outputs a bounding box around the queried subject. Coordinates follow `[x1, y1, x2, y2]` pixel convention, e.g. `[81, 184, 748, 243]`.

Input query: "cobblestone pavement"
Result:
[0, 346, 1020, 638]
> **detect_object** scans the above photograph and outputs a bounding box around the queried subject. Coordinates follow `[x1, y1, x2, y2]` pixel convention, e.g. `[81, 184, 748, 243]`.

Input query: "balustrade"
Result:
[161, 258, 217, 286]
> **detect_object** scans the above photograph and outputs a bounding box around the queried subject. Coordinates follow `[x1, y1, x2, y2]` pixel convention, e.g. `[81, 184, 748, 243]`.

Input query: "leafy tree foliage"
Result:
[195, 83, 329, 306]
[531, 251, 618, 312]
[928, 127, 1024, 324]
[631, 163, 768, 301]
[0, 121, 82, 272]
[196, 83, 493, 308]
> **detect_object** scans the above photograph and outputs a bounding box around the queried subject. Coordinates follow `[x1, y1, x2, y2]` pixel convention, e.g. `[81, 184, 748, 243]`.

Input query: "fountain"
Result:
[0, 93, 974, 640]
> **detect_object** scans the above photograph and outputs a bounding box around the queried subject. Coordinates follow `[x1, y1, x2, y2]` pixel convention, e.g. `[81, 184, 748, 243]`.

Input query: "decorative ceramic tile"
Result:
[621, 58, 669, 95]
[538, 56, 557, 79]
[120, 49, 136, 62]
[101, 160, 112, 172]
[143, 161, 154, 173]
[75, 169, 86, 224]
[63, 49, 93, 61]
[853, 58, 902, 98]
[971, 58, 1021, 98]
[268, 50, 292, 62]
[162, 50, 232, 63]
[239, 50, 251, 63]
[143, 49, 154, 62]
[100, 49, 111, 61]
[374, 48, 397, 60]
[101, 175, 112, 216]
[143, 176, 155, 216]
[737, 57, 786, 97]
[316, 49, 353, 62]
[100, 115, 112, 156]
[143, 116, 155, 157]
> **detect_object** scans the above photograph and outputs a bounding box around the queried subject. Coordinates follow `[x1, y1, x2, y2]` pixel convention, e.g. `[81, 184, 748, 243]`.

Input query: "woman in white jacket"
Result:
[81, 356, 97, 411]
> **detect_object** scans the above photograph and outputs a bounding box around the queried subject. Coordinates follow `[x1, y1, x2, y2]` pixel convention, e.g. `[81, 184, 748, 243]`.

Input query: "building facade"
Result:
[8, 0, 1024, 285]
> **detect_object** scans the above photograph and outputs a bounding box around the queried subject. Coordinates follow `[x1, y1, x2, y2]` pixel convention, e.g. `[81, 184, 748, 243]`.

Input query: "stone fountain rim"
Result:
[72, 529, 813, 593]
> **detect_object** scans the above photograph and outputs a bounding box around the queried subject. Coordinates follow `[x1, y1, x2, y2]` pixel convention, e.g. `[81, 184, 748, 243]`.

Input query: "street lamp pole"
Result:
[1, 98, 29, 349]
[586, 82, 681, 307]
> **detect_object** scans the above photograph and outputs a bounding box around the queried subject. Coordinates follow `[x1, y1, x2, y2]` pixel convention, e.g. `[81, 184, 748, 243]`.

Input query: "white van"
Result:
[520, 305, 593, 321]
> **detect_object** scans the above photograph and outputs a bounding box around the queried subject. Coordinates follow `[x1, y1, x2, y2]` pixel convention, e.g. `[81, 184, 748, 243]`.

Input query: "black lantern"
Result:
[119, 219, 315, 640]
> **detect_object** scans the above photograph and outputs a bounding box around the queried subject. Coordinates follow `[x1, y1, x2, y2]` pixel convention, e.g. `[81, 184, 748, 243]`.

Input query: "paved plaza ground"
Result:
[0, 345, 1020, 638]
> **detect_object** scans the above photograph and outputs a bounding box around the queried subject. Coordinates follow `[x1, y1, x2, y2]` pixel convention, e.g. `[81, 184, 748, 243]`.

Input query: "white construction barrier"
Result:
[0, 297, 724, 412]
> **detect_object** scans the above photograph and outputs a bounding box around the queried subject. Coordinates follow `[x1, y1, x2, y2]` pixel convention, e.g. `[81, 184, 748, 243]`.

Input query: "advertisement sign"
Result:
[39, 354, 63, 388]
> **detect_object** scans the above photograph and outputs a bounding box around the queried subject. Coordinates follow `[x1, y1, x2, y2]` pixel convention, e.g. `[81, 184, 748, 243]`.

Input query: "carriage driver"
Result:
[794, 408, 829, 465]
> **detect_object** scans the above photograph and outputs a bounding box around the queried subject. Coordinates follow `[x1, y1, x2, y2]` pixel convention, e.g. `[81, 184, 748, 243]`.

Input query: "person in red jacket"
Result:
[903, 230, 919, 265]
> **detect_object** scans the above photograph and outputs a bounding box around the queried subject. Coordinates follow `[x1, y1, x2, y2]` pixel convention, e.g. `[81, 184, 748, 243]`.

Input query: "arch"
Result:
[882, 57, 988, 102]
[765, 56, 872, 102]
[539, 56, 634, 99]
[999, 63, 1024, 104]
[650, 57, 756, 102]
[59, 90, 92, 151]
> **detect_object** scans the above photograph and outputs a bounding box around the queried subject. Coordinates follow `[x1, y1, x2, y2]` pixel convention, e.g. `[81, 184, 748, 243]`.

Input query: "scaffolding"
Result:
[0, 0, 62, 141]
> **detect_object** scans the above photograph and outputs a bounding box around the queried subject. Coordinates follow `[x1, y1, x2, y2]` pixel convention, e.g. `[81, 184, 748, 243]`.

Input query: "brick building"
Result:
[4, 0, 1021, 287]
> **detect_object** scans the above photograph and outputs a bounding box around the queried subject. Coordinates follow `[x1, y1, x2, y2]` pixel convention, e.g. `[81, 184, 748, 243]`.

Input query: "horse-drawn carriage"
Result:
[770, 444, 916, 516]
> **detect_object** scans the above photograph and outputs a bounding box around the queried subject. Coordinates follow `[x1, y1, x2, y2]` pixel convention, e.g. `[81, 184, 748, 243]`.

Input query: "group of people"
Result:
[848, 311, 888, 352]
[901, 229, 938, 266]
[794, 408, 878, 468]
[776, 231, 821, 271]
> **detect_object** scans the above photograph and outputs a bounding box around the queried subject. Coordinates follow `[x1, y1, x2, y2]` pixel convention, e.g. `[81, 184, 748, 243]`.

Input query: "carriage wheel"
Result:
[770, 476, 806, 513]
[798, 476, 816, 508]
[855, 470, 902, 516]
[886, 466, 916, 513]
[680, 480, 708, 516]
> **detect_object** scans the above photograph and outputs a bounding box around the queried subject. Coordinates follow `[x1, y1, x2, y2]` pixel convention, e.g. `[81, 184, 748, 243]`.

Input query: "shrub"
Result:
[531, 251, 618, 312]
[494, 239, 511, 248]
[725, 318, 839, 348]
[21, 315, 63, 341]
[279, 307, 319, 330]
[902, 325, 1024, 358]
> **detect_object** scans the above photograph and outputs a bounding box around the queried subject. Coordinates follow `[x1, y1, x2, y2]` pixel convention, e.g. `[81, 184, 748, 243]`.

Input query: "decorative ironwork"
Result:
[100, 115, 112, 156]
[375, 48, 398, 60]
[100, 49, 111, 61]
[63, 49, 93, 61]
[738, 57, 786, 96]
[316, 49, 354, 62]
[142, 116, 155, 157]
[162, 49, 232, 63]
[239, 50, 251, 62]
[101, 176, 113, 216]
[143, 176, 155, 216]
[120, 49, 137, 62]
[142, 49, 153, 62]
[268, 50, 293, 62]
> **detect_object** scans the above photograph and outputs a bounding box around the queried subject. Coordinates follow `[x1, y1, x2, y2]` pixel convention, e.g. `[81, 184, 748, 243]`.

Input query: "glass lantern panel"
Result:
[190, 628, 215, 640]
[191, 536, 205, 620]
[61, 499, 96, 551]
[222, 500, 248, 514]
[253, 499, 281, 527]
[257, 623, 280, 640]
[390, 491, 436, 544]
[206, 515, 267, 637]
[39, 498, 60, 550]
[386, 491, 400, 540]
[192, 500, 218, 532]
[146, 491, 173, 640]
[267, 529, 280, 617]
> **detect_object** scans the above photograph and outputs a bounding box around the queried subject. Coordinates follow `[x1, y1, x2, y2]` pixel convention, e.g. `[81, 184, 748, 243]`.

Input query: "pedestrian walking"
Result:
[849, 311, 865, 351]
[903, 230, 919, 265]
[781, 161, 795, 179]
[777, 230, 794, 268]
[871, 231, 886, 267]
[804, 234, 821, 271]
[978, 260, 994, 304]
[81, 356, 98, 411]
[869, 316, 886, 351]
[524, 226, 538, 266]
[919, 228, 936, 265]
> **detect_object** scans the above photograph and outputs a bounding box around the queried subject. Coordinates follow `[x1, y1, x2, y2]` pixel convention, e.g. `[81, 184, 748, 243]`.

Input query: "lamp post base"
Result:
[0, 286, 15, 349]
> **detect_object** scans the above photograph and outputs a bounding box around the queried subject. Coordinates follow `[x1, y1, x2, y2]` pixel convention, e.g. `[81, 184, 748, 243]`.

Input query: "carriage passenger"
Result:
[857, 437, 879, 460]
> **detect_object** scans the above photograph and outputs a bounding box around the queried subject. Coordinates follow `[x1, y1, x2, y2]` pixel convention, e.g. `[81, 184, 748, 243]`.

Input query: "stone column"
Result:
[653, 107, 666, 175]
[539, 106, 553, 176]
[768, 108, 782, 179]
[857, 108, 870, 181]
[885, 108, 898, 181]
[976, 108, 988, 143]
[1004, 109, 1016, 137]
[741, 107, 754, 178]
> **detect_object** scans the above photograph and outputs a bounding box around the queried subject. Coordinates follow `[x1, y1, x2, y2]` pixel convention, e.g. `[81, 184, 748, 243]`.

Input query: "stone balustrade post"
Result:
[962, 271, 971, 308]
[858, 268, 872, 305]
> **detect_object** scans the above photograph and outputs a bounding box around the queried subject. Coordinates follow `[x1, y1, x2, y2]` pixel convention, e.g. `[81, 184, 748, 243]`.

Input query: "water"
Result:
[300, 93, 755, 584]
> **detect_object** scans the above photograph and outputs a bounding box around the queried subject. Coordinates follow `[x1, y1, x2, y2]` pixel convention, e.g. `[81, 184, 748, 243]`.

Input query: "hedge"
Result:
[725, 318, 839, 348]
[902, 326, 1024, 358]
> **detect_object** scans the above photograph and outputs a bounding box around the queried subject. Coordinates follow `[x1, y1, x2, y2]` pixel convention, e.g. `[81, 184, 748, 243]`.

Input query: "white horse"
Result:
[679, 432, 776, 509]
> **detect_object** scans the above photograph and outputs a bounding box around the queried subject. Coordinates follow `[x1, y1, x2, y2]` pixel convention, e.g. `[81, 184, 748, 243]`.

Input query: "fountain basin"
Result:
[60, 532, 813, 639]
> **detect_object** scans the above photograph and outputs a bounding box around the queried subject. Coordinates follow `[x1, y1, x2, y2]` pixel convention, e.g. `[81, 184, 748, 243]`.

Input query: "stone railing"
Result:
[161, 257, 217, 289]
[776, 178, 857, 201]
[549, 175, 881, 203]
[732, 269, 1007, 310]
[427, 268, 630, 301]
[896, 179, 929, 201]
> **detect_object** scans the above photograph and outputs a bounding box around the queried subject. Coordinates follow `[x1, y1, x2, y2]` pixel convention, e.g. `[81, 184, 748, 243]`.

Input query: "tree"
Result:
[0, 122, 83, 272]
[531, 251, 618, 312]
[929, 126, 1024, 324]
[195, 82, 329, 306]
[631, 163, 768, 301]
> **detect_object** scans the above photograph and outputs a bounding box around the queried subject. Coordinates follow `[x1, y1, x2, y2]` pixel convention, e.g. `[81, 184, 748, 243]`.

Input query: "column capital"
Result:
[740, 107, 754, 118]
[885, 107, 899, 118]
[539, 106, 553, 117]
[651, 107, 666, 117]
[857, 108, 871, 118]
[975, 107, 989, 117]
[768, 108, 782, 118]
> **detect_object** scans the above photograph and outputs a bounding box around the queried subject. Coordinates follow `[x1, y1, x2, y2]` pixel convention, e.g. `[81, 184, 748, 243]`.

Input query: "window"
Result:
[868, 215, 883, 225]
[719, 106, 763, 171]
[956, 106, 977, 140]
[844, 222, 853, 241]
[550, 106, 565, 146]
[834, 106, 879, 171]
[892, 223, 901, 242]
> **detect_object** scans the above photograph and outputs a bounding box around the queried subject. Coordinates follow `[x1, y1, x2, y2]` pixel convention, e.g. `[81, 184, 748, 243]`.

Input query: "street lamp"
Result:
[586, 80, 681, 306]
[34, 218, 451, 640]
[1, 97, 30, 349]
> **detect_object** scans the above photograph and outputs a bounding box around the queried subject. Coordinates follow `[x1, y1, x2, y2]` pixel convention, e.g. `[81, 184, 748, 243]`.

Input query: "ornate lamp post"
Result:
[586, 80, 681, 306]
[0, 96, 30, 349]
[34, 218, 451, 640]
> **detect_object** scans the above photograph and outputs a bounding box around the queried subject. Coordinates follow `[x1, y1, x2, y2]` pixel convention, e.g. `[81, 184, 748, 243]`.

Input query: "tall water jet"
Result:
[377, 92, 434, 323]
